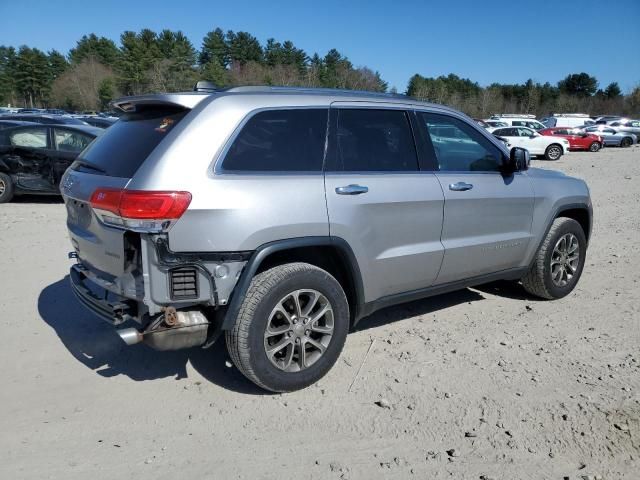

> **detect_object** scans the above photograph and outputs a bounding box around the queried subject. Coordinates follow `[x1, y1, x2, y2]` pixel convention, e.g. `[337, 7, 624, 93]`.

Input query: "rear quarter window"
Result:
[71, 106, 187, 178]
[222, 109, 328, 172]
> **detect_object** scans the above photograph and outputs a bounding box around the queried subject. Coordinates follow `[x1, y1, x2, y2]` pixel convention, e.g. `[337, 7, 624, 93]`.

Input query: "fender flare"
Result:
[221, 236, 364, 330]
[528, 202, 593, 269]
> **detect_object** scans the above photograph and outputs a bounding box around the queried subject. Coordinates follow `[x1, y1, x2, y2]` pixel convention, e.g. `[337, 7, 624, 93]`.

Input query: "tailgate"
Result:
[62, 170, 130, 277]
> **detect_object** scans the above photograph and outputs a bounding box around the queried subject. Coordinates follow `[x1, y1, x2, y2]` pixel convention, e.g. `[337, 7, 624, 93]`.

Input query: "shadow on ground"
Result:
[473, 279, 539, 301]
[39, 276, 523, 393]
[37, 276, 266, 395]
[354, 288, 485, 332]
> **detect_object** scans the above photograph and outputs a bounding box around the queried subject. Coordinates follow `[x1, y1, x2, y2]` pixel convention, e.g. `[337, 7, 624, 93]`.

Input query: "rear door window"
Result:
[71, 106, 187, 177]
[222, 109, 328, 172]
[331, 109, 418, 171]
[9, 127, 49, 149]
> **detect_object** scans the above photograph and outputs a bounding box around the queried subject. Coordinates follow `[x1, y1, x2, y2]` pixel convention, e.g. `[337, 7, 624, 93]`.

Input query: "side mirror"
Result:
[507, 147, 530, 172]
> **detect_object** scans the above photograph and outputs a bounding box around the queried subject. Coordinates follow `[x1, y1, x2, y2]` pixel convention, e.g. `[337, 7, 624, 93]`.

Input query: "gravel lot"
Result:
[1, 146, 638, 480]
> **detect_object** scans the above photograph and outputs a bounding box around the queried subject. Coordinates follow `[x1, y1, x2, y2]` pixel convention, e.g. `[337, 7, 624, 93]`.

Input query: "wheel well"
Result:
[558, 208, 590, 241]
[255, 245, 359, 322]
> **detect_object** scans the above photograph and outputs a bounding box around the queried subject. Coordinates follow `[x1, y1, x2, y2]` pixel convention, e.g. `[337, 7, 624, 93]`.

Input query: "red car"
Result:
[540, 127, 603, 152]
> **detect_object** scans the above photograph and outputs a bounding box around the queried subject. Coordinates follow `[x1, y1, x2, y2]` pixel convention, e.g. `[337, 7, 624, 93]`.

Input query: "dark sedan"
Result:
[0, 114, 89, 126]
[0, 124, 101, 202]
[0, 120, 37, 130]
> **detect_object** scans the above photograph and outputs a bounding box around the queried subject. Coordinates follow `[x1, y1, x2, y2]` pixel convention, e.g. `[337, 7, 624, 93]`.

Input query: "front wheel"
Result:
[0, 172, 15, 203]
[588, 142, 601, 152]
[226, 262, 349, 392]
[521, 217, 587, 299]
[544, 144, 563, 161]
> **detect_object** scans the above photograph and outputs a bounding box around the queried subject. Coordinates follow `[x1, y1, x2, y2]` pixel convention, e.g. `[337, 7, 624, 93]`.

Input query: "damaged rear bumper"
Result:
[69, 264, 138, 325]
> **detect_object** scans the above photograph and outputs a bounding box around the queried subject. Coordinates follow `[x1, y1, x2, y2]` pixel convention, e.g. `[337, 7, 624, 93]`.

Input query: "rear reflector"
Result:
[90, 189, 192, 220]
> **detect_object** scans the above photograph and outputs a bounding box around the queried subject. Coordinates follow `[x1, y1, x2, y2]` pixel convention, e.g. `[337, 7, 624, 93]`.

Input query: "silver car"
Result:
[579, 125, 637, 147]
[61, 85, 593, 392]
[609, 119, 640, 136]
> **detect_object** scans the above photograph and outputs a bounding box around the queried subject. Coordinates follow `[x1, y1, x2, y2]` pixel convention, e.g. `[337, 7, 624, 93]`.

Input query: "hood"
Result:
[527, 167, 567, 179]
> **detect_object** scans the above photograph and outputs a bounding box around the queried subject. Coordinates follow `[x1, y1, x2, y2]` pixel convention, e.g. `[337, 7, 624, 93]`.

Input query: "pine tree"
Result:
[200, 28, 229, 67]
[69, 34, 120, 66]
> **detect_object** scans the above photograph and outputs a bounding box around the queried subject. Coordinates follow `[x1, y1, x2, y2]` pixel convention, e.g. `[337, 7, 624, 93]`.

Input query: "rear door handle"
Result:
[449, 182, 473, 191]
[335, 184, 369, 195]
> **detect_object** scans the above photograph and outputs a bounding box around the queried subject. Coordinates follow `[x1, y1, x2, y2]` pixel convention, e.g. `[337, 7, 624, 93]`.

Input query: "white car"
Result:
[489, 115, 547, 131]
[483, 120, 509, 129]
[541, 114, 594, 129]
[492, 126, 570, 160]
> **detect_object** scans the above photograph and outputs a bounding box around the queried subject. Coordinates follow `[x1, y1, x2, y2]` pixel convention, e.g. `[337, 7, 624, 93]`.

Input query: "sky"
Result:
[1, 0, 639, 93]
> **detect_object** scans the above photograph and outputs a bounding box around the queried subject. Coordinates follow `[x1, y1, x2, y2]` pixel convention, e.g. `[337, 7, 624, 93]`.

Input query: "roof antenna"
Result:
[193, 81, 217, 92]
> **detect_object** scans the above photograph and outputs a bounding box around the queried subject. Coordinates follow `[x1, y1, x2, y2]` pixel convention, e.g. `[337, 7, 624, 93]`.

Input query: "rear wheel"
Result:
[521, 217, 587, 299]
[0, 173, 15, 203]
[226, 262, 349, 392]
[620, 137, 632, 148]
[545, 144, 563, 160]
[588, 142, 601, 152]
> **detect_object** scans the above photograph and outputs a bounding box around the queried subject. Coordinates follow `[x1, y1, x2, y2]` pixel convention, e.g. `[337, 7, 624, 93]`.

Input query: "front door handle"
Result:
[335, 184, 369, 195]
[449, 182, 473, 191]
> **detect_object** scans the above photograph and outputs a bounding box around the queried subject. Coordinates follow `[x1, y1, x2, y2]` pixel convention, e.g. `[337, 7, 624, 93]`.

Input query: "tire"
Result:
[225, 262, 349, 392]
[620, 137, 632, 148]
[544, 144, 563, 161]
[0, 172, 15, 203]
[588, 142, 601, 152]
[521, 217, 587, 300]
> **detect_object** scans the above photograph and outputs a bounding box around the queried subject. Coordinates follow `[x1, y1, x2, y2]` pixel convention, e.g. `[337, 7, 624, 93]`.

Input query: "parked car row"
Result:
[478, 113, 638, 160]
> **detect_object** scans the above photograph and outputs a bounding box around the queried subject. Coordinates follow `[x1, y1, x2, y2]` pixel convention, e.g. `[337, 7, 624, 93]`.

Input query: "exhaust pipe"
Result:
[117, 328, 143, 346]
[116, 309, 209, 351]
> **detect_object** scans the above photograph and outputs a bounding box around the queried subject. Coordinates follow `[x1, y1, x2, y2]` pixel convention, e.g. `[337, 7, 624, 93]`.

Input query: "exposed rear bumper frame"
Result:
[69, 264, 137, 325]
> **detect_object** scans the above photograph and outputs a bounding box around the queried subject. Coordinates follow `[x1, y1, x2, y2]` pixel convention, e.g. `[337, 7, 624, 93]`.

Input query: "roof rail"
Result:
[491, 114, 537, 119]
[552, 113, 590, 117]
[221, 85, 408, 100]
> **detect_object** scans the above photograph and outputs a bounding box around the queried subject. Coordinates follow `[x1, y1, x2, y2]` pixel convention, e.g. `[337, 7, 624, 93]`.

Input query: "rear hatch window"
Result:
[71, 105, 187, 178]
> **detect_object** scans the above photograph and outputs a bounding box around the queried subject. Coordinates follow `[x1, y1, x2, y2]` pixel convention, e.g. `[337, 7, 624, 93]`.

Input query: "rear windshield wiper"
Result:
[73, 159, 108, 174]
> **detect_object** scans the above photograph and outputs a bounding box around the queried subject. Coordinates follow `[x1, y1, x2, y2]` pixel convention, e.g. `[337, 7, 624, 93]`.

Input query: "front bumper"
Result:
[70, 264, 138, 325]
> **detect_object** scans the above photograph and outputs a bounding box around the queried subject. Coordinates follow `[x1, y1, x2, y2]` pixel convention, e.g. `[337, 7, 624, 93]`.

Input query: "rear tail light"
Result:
[90, 188, 192, 232]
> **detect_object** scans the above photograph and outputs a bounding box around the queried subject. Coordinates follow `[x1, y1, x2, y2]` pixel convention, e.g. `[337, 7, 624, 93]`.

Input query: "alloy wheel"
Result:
[550, 233, 580, 287]
[548, 146, 561, 160]
[0, 178, 5, 196]
[263, 289, 334, 372]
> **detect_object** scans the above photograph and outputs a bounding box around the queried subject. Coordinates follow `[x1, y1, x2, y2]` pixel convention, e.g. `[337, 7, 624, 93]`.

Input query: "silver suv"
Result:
[61, 86, 592, 392]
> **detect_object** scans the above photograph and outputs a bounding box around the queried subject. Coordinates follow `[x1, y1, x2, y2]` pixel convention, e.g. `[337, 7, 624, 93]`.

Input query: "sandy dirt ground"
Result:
[1, 146, 639, 480]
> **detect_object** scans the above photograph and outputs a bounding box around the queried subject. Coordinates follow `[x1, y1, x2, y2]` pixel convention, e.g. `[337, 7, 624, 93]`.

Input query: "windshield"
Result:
[72, 105, 187, 178]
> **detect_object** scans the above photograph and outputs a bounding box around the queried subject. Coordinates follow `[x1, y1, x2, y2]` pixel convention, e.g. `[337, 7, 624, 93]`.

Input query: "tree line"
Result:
[0, 29, 638, 117]
[407, 72, 639, 118]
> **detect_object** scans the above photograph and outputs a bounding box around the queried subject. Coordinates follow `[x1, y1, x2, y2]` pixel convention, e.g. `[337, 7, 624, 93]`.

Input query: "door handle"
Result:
[335, 184, 369, 195]
[449, 182, 473, 191]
